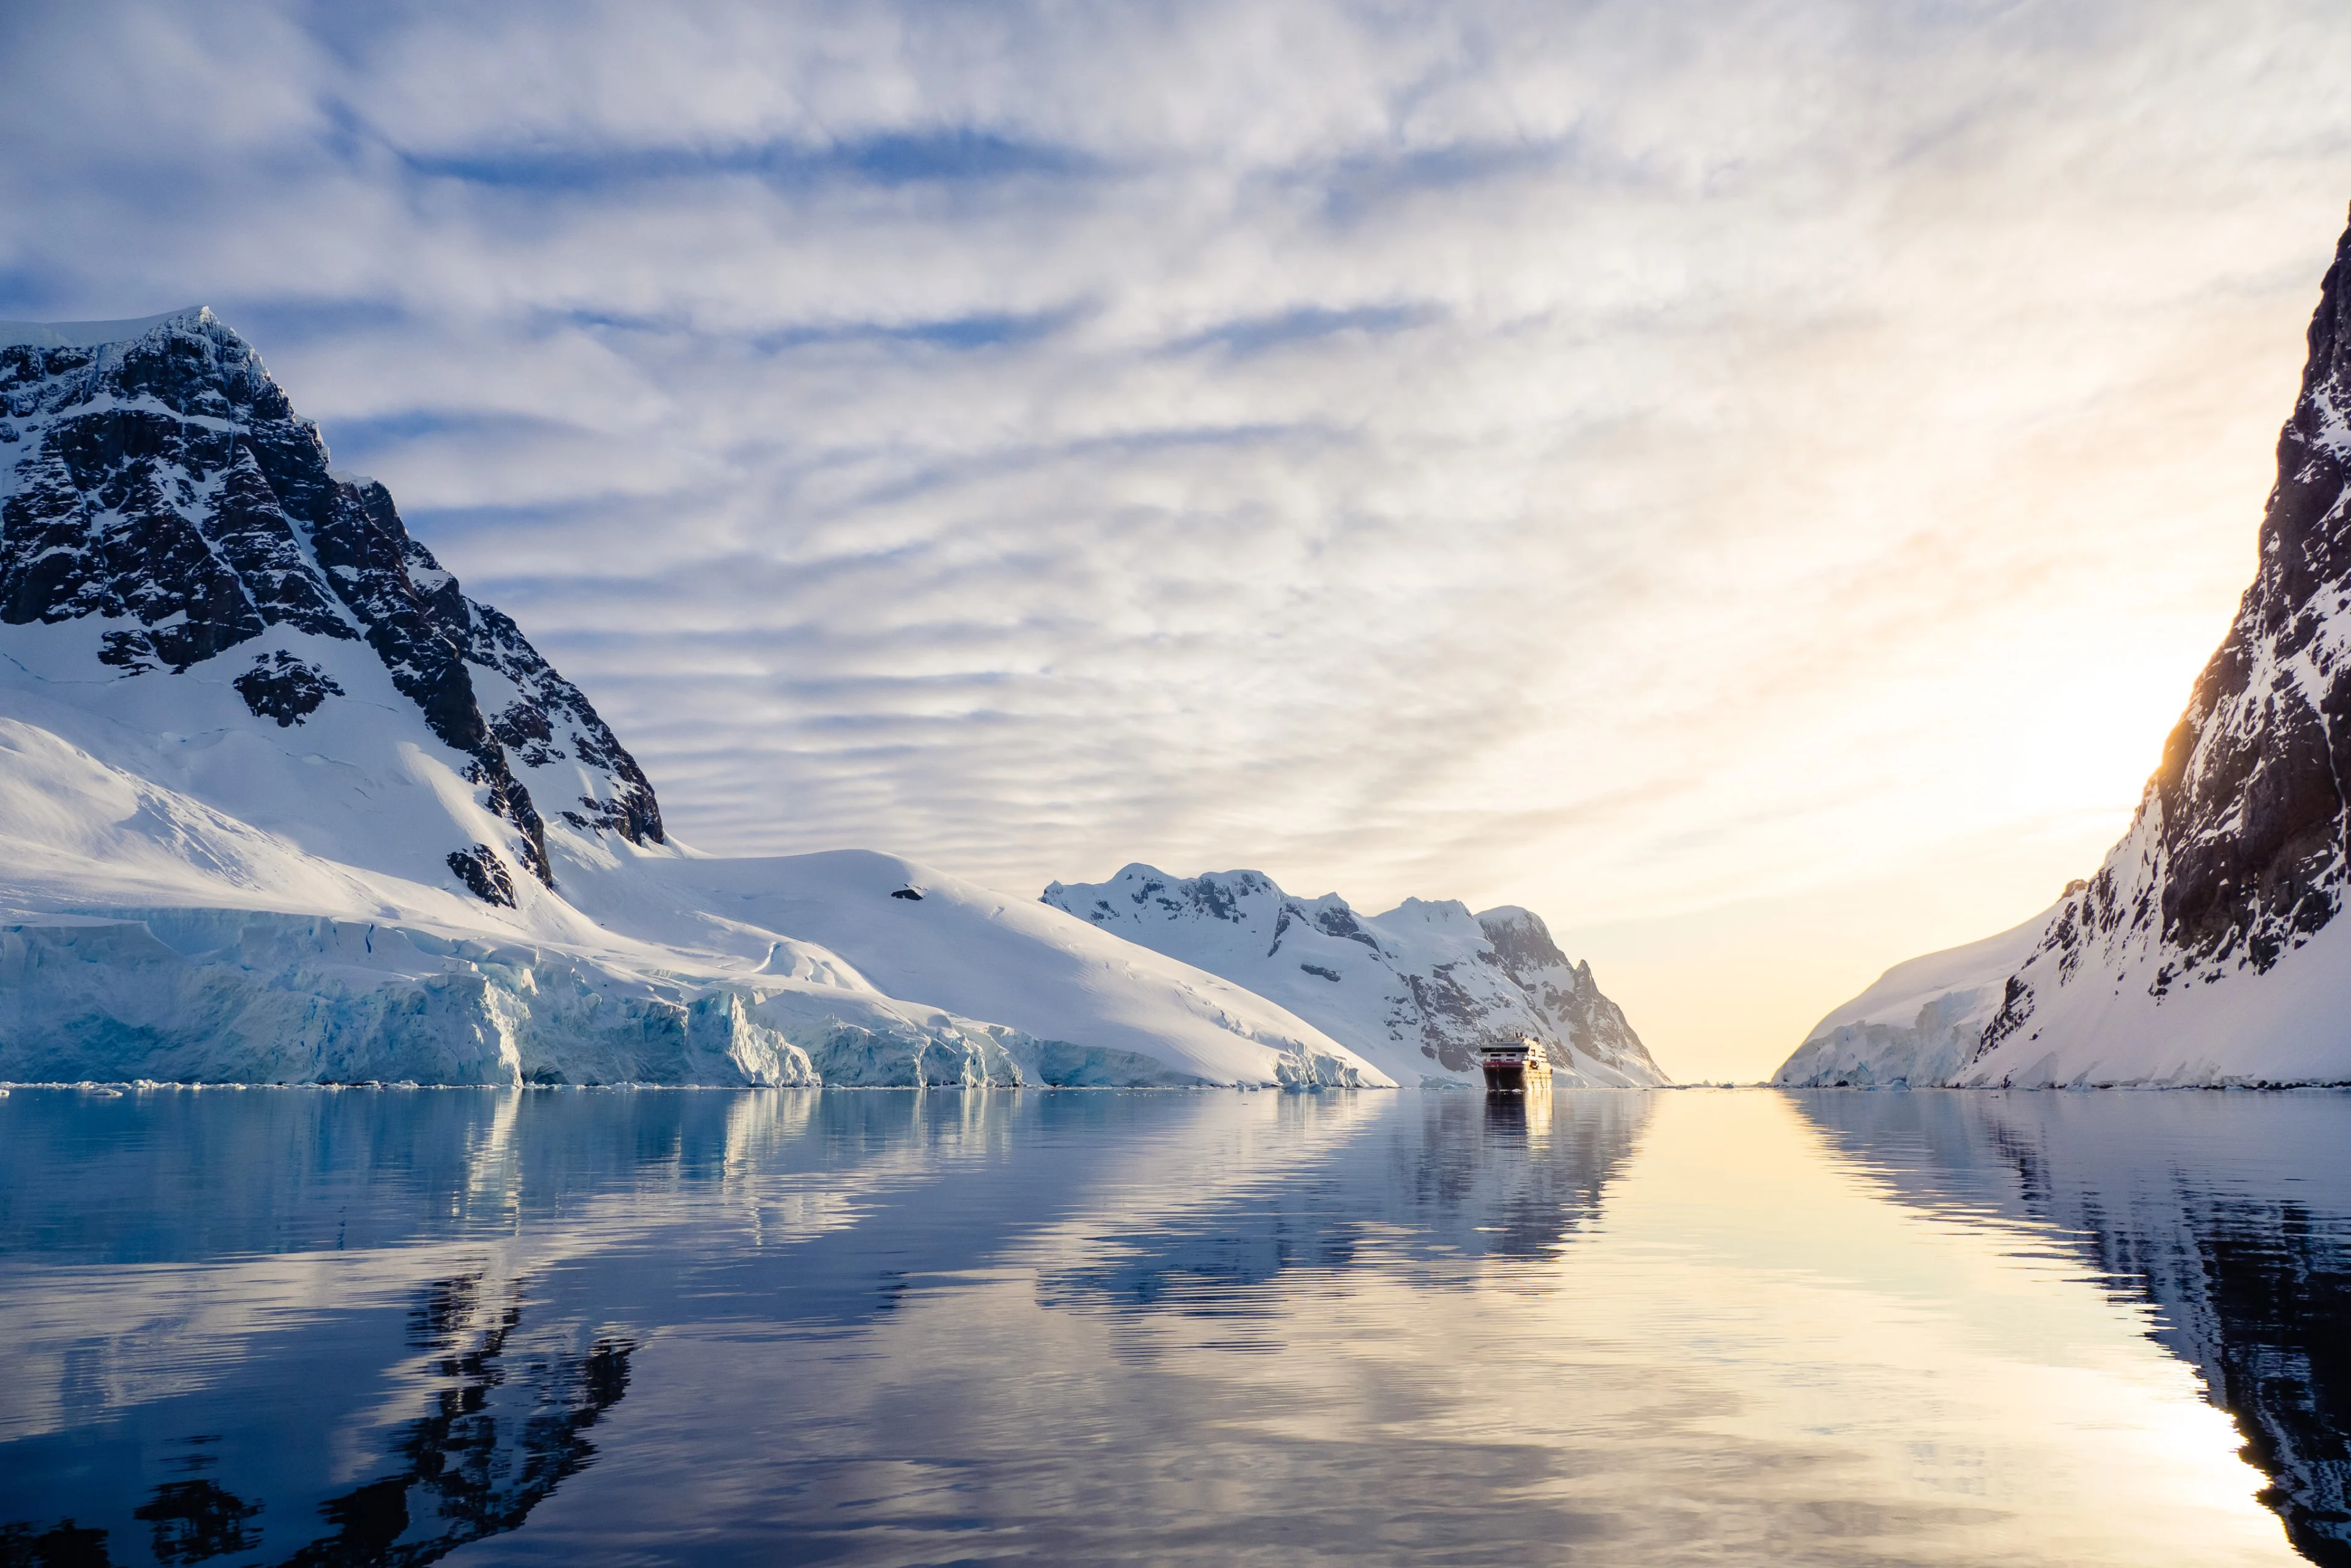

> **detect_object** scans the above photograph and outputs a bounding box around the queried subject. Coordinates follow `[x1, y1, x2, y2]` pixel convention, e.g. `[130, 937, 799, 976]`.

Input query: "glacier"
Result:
[0, 309, 1385, 1090]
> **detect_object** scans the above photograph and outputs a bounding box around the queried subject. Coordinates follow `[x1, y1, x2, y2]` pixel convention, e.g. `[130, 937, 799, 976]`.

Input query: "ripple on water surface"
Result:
[0, 1085, 2344, 1565]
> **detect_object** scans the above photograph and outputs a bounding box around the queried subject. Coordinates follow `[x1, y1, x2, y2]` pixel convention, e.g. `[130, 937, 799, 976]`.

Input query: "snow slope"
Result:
[1772, 906, 2055, 1088]
[1778, 208, 2351, 1088]
[1041, 865, 1666, 1087]
[0, 309, 1385, 1089]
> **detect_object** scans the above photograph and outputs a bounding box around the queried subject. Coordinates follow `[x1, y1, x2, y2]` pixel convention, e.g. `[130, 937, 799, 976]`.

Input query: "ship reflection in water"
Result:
[2, 1087, 2347, 1565]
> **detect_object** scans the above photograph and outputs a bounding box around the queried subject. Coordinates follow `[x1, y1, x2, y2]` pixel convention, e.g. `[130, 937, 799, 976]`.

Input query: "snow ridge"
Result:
[1041, 864, 1667, 1087]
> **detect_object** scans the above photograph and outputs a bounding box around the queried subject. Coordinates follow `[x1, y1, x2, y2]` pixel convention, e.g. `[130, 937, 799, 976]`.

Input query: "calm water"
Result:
[4, 1086, 2349, 1566]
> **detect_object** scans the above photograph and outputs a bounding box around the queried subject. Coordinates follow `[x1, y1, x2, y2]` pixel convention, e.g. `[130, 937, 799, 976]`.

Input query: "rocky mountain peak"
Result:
[1474, 904, 1565, 975]
[2145, 214, 2351, 971]
[1982, 211, 2351, 1050]
[0, 307, 662, 901]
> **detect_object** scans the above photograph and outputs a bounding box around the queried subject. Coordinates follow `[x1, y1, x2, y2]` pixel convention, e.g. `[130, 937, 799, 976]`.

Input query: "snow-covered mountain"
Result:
[0, 309, 1385, 1089]
[1779, 208, 2351, 1089]
[1040, 865, 1665, 1087]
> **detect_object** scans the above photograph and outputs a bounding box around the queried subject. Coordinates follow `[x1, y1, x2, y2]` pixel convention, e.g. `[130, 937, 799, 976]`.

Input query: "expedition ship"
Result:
[1479, 1035, 1553, 1095]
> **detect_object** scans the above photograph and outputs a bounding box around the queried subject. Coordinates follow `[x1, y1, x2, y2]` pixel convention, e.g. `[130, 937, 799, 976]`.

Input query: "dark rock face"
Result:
[2151, 214, 2351, 975]
[232, 650, 343, 726]
[1974, 210, 2351, 1050]
[1402, 964, 1485, 1071]
[1, 323, 353, 673]
[0, 309, 666, 900]
[463, 599, 663, 848]
[1308, 902, 1381, 952]
[447, 846, 519, 907]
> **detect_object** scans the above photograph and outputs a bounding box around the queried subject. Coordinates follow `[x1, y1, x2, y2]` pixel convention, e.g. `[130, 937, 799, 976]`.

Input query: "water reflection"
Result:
[5, 1088, 1649, 1564]
[289, 1278, 632, 1568]
[4, 1255, 631, 1568]
[1038, 1093, 1648, 1337]
[0, 1087, 2338, 1564]
[1790, 1090, 2351, 1568]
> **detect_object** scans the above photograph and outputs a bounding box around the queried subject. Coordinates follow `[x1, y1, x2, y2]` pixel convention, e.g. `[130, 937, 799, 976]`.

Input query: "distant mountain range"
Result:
[0, 307, 1651, 1089]
[1779, 206, 2351, 1089]
[1044, 866, 1663, 1088]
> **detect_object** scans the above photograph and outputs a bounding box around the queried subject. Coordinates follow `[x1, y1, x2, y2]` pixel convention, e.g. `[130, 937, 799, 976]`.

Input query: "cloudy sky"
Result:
[6, 1, 2349, 1078]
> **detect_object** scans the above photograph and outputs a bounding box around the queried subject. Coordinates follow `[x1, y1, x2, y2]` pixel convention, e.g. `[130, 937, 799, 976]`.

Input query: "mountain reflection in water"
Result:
[0, 1086, 2339, 1564]
[1790, 1090, 2351, 1568]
